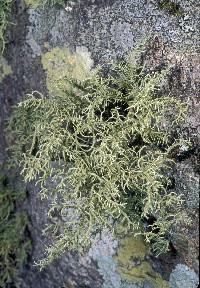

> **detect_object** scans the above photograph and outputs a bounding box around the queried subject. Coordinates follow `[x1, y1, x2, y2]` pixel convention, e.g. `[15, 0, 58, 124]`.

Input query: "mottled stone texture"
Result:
[169, 264, 199, 288]
[0, 0, 199, 287]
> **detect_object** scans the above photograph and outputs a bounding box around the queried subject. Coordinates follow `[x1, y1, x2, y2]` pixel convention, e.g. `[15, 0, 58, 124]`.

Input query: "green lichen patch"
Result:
[24, 0, 65, 7]
[115, 235, 169, 288]
[24, 0, 36, 6]
[41, 44, 94, 94]
[0, 55, 12, 82]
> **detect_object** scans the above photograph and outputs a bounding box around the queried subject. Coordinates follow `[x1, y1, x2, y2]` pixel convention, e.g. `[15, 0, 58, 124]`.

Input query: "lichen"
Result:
[97, 255, 122, 288]
[169, 264, 199, 288]
[86, 228, 118, 263]
[7, 45, 189, 269]
[0, 0, 12, 54]
[0, 173, 31, 287]
[115, 235, 170, 288]
[41, 44, 94, 94]
[24, 0, 65, 7]
[24, 0, 36, 6]
[158, 0, 182, 17]
[97, 254, 149, 288]
[0, 56, 12, 82]
[174, 162, 199, 211]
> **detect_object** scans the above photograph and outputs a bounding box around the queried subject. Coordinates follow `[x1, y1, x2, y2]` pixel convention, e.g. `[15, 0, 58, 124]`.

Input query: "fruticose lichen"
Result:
[0, 172, 31, 287]
[7, 42, 189, 269]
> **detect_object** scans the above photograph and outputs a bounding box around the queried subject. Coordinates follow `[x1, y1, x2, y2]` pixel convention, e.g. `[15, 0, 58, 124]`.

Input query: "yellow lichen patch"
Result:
[115, 235, 169, 288]
[41, 44, 93, 95]
[0, 56, 12, 83]
[23, 0, 43, 7]
[24, 0, 36, 6]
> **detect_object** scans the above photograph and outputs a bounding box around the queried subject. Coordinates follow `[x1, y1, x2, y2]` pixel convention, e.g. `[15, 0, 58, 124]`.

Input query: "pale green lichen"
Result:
[24, 0, 36, 6]
[24, 0, 65, 7]
[41, 44, 94, 94]
[0, 0, 12, 54]
[0, 55, 12, 82]
[7, 43, 189, 269]
[0, 173, 31, 287]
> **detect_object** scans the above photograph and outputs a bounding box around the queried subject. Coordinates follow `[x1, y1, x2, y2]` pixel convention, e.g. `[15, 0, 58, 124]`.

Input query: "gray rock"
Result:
[0, 0, 199, 287]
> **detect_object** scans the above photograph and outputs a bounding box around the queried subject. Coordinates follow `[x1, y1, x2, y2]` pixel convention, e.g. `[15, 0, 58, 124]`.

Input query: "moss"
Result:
[0, 55, 12, 82]
[41, 44, 94, 94]
[115, 235, 170, 288]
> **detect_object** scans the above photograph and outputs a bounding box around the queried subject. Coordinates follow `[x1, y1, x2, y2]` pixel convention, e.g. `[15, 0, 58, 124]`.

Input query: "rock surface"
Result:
[0, 0, 199, 287]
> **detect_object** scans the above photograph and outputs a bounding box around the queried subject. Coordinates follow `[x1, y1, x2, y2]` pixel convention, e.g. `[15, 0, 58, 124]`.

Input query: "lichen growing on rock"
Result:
[24, 0, 65, 7]
[0, 172, 31, 287]
[97, 255, 122, 288]
[41, 44, 94, 94]
[86, 228, 118, 263]
[7, 45, 190, 269]
[169, 264, 199, 288]
[97, 254, 149, 288]
[0, 55, 12, 82]
[114, 235, 170, 288]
